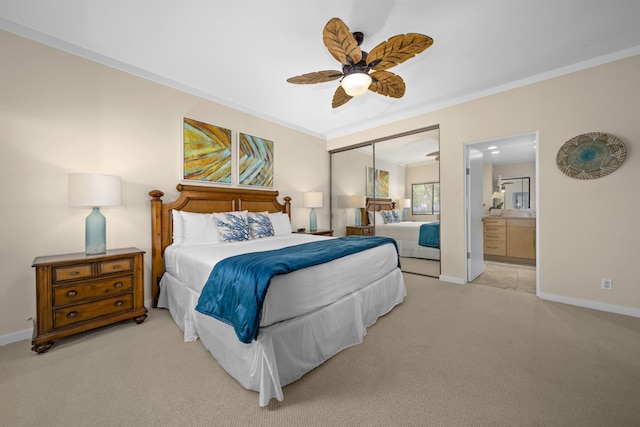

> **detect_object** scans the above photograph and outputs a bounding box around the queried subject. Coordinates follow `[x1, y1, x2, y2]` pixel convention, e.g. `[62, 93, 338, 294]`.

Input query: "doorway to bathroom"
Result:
[465, 132, 539, 294]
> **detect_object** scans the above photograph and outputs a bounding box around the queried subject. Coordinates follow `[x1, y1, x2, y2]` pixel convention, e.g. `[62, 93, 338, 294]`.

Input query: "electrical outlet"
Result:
[601, 278, 613, 291]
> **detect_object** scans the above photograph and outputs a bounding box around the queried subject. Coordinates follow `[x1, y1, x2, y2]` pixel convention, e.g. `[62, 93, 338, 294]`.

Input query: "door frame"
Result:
[464, 132, 540, 295]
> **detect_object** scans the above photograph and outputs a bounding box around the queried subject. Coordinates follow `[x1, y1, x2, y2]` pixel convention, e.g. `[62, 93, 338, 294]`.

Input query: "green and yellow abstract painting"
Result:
[183, 118, 232, 183]
[239, 133, 273, 187]
[367, 167, 390, 197]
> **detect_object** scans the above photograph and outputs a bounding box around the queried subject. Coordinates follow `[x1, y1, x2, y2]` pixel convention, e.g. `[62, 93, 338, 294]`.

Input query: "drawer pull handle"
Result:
[66, 290, 78, 297]
[115, 300, 124, 307]
[112, 265, 122, 270]
[69, 271, 79, 276]
[114, 282, 123, 289]
[67, 311, 78, 319]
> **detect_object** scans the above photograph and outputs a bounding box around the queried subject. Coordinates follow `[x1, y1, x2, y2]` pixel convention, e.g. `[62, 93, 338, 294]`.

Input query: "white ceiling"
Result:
[2, 1, 640, 143]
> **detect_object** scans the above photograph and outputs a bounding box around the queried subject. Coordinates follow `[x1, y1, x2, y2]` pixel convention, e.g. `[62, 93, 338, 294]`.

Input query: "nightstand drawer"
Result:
[53, 276, 133, 307]
[53, 264, 93, 283]
[484, 225, 505, 233]
[54, 294, 133, 328]
[99, 258, 132, 275]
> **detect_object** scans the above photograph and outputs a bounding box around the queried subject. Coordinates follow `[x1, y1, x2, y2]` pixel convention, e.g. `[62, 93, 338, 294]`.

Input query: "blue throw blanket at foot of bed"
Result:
[418, 222, 440, 248]
[195, 236, 399, 343]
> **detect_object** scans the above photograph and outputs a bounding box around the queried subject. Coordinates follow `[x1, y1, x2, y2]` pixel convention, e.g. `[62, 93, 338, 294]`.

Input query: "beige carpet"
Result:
[2, 274, 640, 427]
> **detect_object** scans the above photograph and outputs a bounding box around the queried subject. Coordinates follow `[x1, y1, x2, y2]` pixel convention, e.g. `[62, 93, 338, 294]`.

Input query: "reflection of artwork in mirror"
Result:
[412, 182, 440, 215]
[500, 177, 530, 209]
[366, 167, 389, 197]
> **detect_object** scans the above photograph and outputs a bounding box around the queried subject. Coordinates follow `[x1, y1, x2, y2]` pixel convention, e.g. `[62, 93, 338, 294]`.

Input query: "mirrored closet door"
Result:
[330, 125, 441, 277]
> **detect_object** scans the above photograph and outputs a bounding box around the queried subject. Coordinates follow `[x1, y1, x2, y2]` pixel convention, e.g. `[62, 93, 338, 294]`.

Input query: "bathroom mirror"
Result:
[500, 176, 530, 209]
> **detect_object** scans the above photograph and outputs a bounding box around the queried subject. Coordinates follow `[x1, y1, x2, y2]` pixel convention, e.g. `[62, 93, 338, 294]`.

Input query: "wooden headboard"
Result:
[148, 184, 291, 307]
[363, 198, 396, 225]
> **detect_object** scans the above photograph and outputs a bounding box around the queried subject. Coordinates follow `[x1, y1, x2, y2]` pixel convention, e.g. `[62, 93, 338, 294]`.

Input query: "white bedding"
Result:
[158, 234, 406, 406]
[375, 221, 440, 260]
[164, 234, 399, 327]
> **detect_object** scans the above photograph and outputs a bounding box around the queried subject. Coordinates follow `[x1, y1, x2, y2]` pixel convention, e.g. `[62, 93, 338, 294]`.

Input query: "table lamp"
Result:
[68, 173, 122, 255]
[348, 195, 366, 226]
[303, 191, 323, 232]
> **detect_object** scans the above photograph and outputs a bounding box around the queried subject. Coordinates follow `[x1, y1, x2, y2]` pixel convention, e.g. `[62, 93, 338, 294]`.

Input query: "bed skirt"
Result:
[158, 268, 406, 406]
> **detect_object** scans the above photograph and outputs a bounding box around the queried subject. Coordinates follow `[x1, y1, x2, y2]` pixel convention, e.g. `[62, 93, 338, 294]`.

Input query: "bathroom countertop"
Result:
[484, 209, 535, 219]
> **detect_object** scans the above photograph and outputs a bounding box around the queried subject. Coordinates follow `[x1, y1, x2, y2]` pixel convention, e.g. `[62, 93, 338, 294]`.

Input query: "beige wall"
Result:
[329, 55, 640, 316]
[0, 31, 328, 338]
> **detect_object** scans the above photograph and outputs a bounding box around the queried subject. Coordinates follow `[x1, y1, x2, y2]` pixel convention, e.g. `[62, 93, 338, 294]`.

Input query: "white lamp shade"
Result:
[69, 174, 122, 207]
[400, 198, 411, 208]
[347, 195, 366, 209]
[303, 191, 323, 208]
[340, 73, 372, 97]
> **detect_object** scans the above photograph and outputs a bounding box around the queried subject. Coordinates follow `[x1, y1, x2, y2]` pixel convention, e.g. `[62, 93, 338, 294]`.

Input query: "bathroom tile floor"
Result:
[472, 261, 536, 294]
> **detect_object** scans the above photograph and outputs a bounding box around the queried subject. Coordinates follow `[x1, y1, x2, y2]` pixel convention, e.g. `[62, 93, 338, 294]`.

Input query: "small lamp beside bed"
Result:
[68, 173, 122, 255]
[348, 195, 366, 226]
[303, 191, 323, 232]
[399, 198, 411, 221]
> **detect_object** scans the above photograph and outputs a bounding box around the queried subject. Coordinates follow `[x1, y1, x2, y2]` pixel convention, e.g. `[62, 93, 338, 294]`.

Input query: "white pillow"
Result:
[367, 211, 374, 225]
[374, 211, 386, 225]
[171, 209, 184, 245]
[172, 210, 219, 245]
[214, 211, 251, 242]
[269, 212, 292, 236]
[248, 211, 274, 239]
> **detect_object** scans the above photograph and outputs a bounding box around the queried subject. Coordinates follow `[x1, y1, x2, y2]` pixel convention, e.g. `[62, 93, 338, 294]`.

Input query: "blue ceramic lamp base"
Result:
[85, 207, 107, 255]
[309, 208, 317, 232]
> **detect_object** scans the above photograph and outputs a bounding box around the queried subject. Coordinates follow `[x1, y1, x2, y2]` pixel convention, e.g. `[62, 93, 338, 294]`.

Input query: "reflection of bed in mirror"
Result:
[365, 198, 440, 277]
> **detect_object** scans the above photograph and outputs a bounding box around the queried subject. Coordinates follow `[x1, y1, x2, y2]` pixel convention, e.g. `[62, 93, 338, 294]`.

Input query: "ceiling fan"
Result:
[426, 151, 440, 161]
[287, 17, 433, 108]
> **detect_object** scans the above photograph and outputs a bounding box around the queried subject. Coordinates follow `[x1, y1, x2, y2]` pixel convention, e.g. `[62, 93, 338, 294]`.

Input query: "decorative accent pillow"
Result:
[171, 210, 219, 245]
[391, 209, 401, 223]
[269, 212, 293, 236]
[380, 210, 393, 224]
[248, 211, 274, 239]
[214, 211, 251, 242]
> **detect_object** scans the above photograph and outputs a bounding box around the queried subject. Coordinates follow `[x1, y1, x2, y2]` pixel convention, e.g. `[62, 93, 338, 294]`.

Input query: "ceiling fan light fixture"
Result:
[340, 72, 372, 97]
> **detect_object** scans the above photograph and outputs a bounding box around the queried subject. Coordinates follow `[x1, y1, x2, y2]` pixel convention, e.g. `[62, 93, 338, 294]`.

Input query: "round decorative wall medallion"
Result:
[556, 132, 626, 179]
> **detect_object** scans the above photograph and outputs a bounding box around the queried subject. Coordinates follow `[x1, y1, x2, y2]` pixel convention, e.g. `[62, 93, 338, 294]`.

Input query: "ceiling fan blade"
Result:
[366, 33, 433, 71]
[427, 151, 440, 161]
[287, 70, 343, 84]
[368, 71, 405, 98]
[332, 86, 353, 108]
[323, 17, 362, 65]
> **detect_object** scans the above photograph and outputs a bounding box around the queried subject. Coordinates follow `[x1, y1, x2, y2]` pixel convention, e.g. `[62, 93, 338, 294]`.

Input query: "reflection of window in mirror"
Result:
[412, 182, 440, 215]
[500, 177, 530, 209]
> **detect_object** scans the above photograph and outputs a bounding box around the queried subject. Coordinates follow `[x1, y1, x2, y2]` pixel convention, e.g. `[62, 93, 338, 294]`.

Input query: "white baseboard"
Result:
[0, 328, 32, 347]
[439, 275, 466, 284]
[538, 292, 640, 318]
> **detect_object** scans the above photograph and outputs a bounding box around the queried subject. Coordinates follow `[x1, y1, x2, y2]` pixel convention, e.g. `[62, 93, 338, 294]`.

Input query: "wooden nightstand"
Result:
[31, 247, 147, 354]
[346, 225, 375, 236]
[294, 229, 334, 237]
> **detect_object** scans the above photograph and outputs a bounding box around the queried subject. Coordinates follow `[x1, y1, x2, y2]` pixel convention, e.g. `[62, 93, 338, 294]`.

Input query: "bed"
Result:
[149, 185, 406, 406]
[365, 197, 441, 277]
